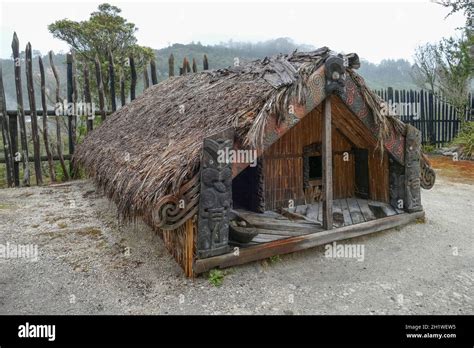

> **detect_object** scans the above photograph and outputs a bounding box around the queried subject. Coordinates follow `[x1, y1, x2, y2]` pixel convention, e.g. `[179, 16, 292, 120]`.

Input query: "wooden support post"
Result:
[0, 65, 14, 187]
[83, 65, 93, 133]
[192, 58, 197, 73]
[12, 32, 30, 186]
[150, 59, 158, 85]
[108, 50, 116, 112]
[25, 42, 43, 185]
[49, 51, 69, 181]
[38, 57, 56, 182]
[322, 97, 333, 230]
[129, 55, 137, 101]
[94, 55, 106, 121]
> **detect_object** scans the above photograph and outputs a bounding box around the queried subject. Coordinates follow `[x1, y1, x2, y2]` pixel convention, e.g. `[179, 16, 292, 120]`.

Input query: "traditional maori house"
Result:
[75, 47, 436, 277]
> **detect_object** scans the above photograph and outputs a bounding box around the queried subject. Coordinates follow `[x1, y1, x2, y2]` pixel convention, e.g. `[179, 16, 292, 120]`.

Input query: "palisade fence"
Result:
[374, 87, 474, 146]
[1, 35, 473, 188]
[0, 33, 210, 188]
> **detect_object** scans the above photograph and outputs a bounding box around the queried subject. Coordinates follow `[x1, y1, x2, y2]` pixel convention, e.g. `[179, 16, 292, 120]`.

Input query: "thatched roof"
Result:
[74, 47, 406, 229]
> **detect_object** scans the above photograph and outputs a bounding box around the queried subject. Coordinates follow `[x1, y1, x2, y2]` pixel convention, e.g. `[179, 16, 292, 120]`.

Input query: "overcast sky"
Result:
[0, 0, 466, 63]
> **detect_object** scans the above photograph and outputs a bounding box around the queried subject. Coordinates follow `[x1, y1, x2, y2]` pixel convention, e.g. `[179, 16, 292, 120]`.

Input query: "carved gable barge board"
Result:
[197, 128, 234, 258]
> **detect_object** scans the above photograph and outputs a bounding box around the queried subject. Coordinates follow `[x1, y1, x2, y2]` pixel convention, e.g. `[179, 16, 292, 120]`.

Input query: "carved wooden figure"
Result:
[197, 129, 234, 258]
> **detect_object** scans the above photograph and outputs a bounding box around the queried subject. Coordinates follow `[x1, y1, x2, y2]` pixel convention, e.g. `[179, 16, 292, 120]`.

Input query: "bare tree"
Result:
[412, 43, 439, 93]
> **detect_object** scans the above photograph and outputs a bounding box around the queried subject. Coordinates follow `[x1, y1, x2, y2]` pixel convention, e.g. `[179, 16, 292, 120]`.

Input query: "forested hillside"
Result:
[0, 38, 418, 108]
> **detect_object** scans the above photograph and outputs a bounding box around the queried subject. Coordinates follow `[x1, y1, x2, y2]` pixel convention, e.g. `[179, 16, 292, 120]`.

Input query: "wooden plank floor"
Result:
[232, 198, 401, 248]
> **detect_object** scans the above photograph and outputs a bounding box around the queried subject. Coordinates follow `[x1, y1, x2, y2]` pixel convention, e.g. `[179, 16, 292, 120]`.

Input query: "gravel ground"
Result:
[0, 170, 472, 315]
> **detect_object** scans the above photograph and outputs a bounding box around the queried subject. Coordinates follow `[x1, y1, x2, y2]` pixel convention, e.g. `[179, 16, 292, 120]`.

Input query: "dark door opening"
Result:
[309, 155, 322, 180]
[354, 148, 369, 199]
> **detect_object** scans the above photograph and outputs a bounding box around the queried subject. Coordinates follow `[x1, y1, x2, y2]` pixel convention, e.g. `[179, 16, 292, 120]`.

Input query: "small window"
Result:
[309, 156, 322, 180]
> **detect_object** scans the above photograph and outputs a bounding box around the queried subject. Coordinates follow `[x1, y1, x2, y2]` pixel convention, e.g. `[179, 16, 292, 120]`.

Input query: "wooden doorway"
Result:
[354, 148, 369, 199]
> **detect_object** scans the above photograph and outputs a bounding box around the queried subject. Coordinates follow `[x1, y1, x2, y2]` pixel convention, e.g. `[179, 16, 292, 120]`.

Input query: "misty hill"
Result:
[0, 38, 418, 109]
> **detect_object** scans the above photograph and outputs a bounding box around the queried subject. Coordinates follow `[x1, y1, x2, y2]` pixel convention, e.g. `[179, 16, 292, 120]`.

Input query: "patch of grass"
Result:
[451, 121, 474, 160]
[422, 143, 435, 153]
[208, 269, 225, 287]
[261, 254, 282, 268]
[76, 227, 102, 239]
[416, 217, 426, 224]
[0, 202, 14, 209]
[269, 255, 282, 264]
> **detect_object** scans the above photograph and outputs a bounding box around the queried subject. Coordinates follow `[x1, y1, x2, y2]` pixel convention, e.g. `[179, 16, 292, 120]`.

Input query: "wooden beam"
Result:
[193, 211, 425, 274]
[322, 97, 333, 229]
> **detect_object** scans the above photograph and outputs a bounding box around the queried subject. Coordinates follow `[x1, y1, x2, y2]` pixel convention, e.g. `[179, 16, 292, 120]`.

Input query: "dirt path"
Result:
[0, 164, 473, 314]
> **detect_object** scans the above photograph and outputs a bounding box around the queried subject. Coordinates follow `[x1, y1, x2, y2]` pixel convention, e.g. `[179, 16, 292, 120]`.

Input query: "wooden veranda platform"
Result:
[193, 199, 424, 274]
[230, 198, 404, 248]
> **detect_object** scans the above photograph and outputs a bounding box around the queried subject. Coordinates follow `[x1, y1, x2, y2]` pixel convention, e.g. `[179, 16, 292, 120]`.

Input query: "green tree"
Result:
[436, 35, 472, 122]
[48, 3, 154, 108]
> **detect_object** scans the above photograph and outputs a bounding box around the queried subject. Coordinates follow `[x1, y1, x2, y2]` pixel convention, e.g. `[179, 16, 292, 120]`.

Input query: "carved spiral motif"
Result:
[153, 174, 200, 230]
[420, 154, 436, 190]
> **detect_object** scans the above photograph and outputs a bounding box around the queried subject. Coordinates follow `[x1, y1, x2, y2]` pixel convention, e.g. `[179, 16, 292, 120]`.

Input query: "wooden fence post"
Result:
[25, 42, 43, 185]
[49, 51, 69, 181]
[192, 58, 197, 73]
[12, 32, 30, 186]
[94, 55, 106, 121]
[150, 58, 158, 85]
[108, 50, 117, 112]
[9, 112, 19, 186]
[143, 64, 150, 90]
[38, 56, 56, 182]
[83, 64, 93, 133]
[203, 54, 209, 70]
[181, 57, 188, 76]
[427, 91, 435, 145]
[129, 55, 137, 101]
[120, 74, 126, 107]
[66, 53, 75, 176]
[168, 54, 174, 77]
[0, 65, 14, 187]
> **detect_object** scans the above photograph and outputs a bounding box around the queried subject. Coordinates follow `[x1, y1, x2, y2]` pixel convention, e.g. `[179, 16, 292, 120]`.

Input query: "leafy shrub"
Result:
[452, 121, 474, 159]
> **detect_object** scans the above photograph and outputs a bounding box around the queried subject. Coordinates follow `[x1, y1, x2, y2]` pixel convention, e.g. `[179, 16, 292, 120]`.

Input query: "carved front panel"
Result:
[389, 157, 405, 210]
[405, 125, 423, 212]
[197, 130, 233, 258]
